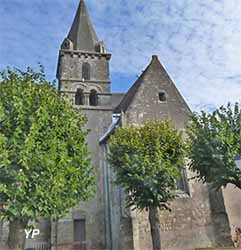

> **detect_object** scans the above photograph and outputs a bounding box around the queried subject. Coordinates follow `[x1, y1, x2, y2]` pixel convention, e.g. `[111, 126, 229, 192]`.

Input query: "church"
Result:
[1, 0, 241, 250]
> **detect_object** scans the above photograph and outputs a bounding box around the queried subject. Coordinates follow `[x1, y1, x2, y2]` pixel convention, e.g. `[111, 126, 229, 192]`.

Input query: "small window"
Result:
[89, 90, 98, 106]
[75, 89, 84, 106]
[74, 219, 86, 250]
[176, 167, 189, 194]
[82, 63, 90, 80]
[159, 91, 166, 102]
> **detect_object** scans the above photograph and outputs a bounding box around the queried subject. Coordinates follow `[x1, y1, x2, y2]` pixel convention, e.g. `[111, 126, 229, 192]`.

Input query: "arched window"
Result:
[75, 89, 84, 106]
[82, 63, 90, 80]
[89, 89, 98, 106]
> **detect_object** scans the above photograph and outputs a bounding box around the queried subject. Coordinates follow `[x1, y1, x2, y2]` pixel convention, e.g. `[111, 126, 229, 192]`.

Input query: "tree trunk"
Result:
[149, 207, 161, 250]
[8, 219, 28, 250]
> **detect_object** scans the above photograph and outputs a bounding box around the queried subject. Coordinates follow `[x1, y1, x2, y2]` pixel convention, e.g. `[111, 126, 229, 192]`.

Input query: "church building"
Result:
[52, 1, 238, 250]
[1, 0, 241, 250]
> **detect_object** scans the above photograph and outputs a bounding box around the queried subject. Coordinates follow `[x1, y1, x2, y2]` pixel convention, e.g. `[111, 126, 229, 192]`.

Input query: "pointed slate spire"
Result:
[67, 0, 99, 51]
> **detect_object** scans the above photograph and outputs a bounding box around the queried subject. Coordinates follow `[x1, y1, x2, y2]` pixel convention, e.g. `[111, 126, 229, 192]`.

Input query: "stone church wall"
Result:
[54, 108, 113, 250]
[109, 56, 232, 250]
[131, 178, 232, 250]
[56, 11, 113, 246]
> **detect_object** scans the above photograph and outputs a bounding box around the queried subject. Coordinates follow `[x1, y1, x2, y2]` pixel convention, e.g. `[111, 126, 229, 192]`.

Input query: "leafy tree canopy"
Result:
[187, 103, 241, 190]
[108, 121, 186, 210]
[0, 66, 94, 222]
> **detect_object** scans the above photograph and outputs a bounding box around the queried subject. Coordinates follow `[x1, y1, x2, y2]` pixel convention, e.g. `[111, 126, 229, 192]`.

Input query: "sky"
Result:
[0, 0, 241, 112]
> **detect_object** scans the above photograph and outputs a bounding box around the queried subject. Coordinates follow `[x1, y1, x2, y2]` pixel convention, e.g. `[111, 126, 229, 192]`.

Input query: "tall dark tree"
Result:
[108, 121, 185, 250]
[0, 67, 94, 250]
[187, 103, 241, 190]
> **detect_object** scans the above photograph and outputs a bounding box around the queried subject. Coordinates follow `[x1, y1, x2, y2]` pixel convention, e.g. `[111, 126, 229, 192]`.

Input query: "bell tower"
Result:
[56, 1, 113, 249]
[57, 0, 112, 109]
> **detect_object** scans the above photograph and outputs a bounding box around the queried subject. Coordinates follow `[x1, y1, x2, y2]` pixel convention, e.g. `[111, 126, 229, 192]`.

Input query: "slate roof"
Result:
[67, 0, 99, 51]
[99, 115, 121, 144]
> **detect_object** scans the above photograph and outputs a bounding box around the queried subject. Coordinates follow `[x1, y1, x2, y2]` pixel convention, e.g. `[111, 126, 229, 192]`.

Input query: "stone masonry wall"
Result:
[56, 48, 113, 249]
[112, 56, 232, 250]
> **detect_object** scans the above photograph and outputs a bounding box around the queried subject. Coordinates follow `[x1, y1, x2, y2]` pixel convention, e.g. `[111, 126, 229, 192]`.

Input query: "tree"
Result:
[187, 103, 241, 190]
[108, 121, 186, 250]
[0, 67, 94, 250]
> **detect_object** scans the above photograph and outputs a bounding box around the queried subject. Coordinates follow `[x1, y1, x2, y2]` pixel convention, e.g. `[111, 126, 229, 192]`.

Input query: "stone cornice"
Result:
[59, 79, 110, 84]
[59, 90, 111, 96]
[74, 106, 113, 111]
[59, 49, 111, 60]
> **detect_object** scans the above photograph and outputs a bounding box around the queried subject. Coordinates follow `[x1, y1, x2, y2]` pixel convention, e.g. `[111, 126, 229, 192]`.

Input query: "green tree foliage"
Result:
[0, 67, 94, 249]
[108, 121, 185, 250]
[187, 103, 241, 190]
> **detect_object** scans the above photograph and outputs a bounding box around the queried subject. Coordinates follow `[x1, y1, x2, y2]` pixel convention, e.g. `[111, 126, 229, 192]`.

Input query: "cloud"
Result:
[0, 0, 241, 111]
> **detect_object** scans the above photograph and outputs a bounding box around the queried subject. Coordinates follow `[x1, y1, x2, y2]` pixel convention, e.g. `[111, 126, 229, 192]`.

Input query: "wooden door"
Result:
[74, 219, 86, 250]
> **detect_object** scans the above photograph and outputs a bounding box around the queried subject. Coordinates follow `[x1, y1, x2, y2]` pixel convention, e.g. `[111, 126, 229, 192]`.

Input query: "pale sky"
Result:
[1, 0, 241, 111]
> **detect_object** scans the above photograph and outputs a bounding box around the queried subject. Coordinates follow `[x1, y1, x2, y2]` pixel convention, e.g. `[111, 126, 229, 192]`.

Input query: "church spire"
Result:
[67, 0, 99, 51]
